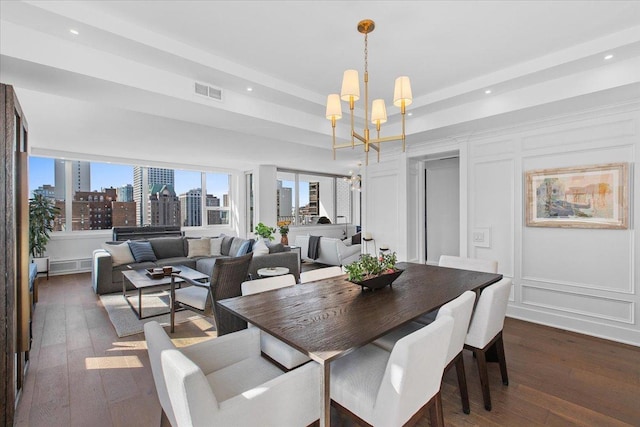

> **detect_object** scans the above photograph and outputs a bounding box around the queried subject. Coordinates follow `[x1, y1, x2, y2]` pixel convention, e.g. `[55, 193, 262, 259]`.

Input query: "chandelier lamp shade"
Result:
[326, 19, 412, 165]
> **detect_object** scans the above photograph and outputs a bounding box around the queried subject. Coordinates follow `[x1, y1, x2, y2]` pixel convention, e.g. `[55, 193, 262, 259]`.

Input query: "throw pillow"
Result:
[235, 240, 251, 257]
[351, 232, 361, 245]
[188, 238, 211, 258]
[128, 240, 157, 263]
[210, 237, 223, 256]
[252, 239, 269, 257]
[102, 242, 135, 266]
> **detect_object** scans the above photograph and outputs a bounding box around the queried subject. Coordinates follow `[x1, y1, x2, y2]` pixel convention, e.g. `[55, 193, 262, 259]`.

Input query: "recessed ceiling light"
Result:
[69, 29, 79, 35]
[604, 54, 614, 60]
[485, 89, 492, 94]
[246, 87, 253, 92]
[407, 112, 413, 116]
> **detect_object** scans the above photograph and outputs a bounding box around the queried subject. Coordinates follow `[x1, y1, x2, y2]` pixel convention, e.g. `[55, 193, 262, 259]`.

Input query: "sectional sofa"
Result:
[92, 235, 300, 294]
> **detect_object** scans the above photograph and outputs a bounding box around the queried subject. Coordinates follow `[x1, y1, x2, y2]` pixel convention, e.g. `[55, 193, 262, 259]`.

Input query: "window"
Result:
[205, 173, 230, 225]
[277, 170, 353, 226]
[29, 156, 232, 232]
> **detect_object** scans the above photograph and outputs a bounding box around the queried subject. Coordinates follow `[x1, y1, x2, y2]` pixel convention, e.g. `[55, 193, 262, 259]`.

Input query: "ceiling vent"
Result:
[194, 82, 223, 101]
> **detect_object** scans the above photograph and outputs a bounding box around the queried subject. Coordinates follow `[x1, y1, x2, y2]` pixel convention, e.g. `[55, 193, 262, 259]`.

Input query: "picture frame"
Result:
[525, 163, 629, 229]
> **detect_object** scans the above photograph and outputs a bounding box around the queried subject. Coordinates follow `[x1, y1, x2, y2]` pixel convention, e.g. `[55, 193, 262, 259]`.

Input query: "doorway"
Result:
[424, 157, 460, 264]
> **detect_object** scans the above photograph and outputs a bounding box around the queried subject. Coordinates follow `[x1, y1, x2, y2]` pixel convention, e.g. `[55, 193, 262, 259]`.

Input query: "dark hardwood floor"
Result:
[15, 273, 640, 426]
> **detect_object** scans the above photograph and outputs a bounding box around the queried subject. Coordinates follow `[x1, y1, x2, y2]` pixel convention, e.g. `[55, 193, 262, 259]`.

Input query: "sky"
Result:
[29, 157, 230, 199]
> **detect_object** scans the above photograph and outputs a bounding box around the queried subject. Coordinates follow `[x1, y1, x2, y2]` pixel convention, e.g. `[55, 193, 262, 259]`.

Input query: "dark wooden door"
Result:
[1, 83, 30, 426]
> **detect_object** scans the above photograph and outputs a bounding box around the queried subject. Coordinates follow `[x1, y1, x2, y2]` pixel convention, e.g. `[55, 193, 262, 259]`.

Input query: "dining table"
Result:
[218, 262, 502, 427]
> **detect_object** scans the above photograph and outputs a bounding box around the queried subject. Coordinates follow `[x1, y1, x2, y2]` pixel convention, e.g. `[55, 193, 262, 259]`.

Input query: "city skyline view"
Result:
[29, 157, 231, 200]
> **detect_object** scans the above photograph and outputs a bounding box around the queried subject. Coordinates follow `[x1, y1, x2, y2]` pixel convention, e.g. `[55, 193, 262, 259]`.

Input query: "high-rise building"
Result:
[54, 159, 90, 201]
[179, 189, 202, 227]
[117, 184, 134, 202]
[133, 167, 174, 225]
[148, 184, 180, 226]
[111, 201, 137, 227]
[72, 188, 118, 230]
[308, 182, 319, 215]
[33, 184, 55, 200]
[277, 181, 293, 220]
[206, 195, 221, 225]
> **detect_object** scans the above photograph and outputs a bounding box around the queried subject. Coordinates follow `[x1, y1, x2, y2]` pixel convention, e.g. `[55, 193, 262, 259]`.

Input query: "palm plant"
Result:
[29, 193, 60, 258]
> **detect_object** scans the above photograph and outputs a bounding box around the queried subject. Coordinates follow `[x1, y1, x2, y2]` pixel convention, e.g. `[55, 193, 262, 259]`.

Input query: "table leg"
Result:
[320, 362, 330, 427]
[138, 288, 142, 319]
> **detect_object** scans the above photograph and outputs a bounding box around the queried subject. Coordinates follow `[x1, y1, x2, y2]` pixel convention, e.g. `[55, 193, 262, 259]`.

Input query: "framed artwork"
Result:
[525, 163, 629, 229]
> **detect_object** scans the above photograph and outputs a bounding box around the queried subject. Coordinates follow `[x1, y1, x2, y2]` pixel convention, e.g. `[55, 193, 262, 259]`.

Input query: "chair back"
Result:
[210, 252, 254, 335]
[373, 316, 454, 426]
[300, 266, 343, 283]
[161, 348, 219, 426]
[465, 278, 512, 348]
[241, 274, 296, 296]
[439, 255, 498, 273]
[144, 321, 178, 426]
[436, 291, 476, 364]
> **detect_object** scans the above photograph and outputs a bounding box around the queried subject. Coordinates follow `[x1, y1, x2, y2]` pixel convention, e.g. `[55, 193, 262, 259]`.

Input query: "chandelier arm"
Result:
[352, 132, 367, 144]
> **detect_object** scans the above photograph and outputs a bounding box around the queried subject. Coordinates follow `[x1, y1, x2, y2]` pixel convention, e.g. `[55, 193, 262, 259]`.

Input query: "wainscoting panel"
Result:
[470, 158, 515, 278]
[521, 284, 634, 324]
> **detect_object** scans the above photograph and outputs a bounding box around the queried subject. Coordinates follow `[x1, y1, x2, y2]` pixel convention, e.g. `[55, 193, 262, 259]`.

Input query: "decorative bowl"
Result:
[351, 269, 403, 291]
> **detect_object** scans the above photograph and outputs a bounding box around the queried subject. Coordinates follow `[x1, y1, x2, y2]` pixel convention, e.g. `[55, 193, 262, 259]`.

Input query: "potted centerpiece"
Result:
[29, 193, 60, 274]
[344, 252, 403, 291]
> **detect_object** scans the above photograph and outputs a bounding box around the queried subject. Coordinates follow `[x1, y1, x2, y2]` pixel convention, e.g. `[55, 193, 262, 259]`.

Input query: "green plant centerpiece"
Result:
[344, 252, 403, 291]
[254, 222, 277, 241]
[29, 193, 60, 271]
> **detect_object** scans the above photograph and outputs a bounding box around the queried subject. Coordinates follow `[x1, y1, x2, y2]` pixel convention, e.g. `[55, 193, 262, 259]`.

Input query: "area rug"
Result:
[100, 290, 215, 337]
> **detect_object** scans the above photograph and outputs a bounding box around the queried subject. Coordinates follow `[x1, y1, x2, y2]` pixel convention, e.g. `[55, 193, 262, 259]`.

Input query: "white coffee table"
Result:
[257, 267, 289, 277]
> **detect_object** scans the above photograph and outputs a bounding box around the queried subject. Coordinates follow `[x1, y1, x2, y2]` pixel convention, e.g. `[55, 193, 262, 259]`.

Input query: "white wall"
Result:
[466, 102, 639, 346]
[425, 158, 460, 265]
[365, 100, 640, 346]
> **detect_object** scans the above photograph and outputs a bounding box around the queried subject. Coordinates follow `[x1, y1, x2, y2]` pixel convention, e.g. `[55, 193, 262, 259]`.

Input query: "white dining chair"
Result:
[144, 321, 321, 427]
[464, 277, 512, 411]
[331, 315, 454, 427]
[299, 265, 343, 283]
[416, 255, 498, 325]
[241, 274, 311, 370]
[438, 255, 498, 273]
[374, 290, 477, 414]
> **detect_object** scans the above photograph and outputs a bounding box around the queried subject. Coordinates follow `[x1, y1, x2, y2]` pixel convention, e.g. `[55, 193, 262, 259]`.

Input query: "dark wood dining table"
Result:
[218, 262, 502, 427]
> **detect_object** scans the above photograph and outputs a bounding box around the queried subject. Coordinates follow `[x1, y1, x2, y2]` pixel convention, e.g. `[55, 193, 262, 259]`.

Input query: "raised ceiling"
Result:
[1, 1, 639, 172]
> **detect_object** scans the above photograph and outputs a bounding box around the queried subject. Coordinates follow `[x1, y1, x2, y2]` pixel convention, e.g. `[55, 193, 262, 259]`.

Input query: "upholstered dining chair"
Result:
[299, 265, 343, 283]
[464, 277, 512, 411]
[373, 290, 477, 414]
[415, 255, 498, 325]
[241, 274, 311, 370]
[170, 252, 252, 335]
[438, 255, 498, 274]
[144, 321, 320, 427]
[331, 315, 455, 427]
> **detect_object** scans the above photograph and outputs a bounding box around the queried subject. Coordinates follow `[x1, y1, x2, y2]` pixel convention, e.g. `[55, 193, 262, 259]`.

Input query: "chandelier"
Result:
[343, 163, 362, 191]
[326, 19, 412, 165]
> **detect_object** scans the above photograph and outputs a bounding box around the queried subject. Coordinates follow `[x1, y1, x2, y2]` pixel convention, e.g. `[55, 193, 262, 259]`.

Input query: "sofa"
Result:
[92, 235, 300, 295]
[294, 235, 362, 266]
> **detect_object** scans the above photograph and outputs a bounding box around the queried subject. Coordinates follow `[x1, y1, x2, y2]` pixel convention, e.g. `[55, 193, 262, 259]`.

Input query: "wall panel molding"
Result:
[521, 284, 634, 324]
